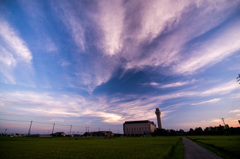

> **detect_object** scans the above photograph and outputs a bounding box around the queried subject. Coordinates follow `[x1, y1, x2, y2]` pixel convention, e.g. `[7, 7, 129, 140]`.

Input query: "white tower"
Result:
[155, 108, 162, 129]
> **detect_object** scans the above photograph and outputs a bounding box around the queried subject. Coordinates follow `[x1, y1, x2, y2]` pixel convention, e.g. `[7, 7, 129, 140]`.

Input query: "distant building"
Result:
[84, 131, 114, 137]
[123, 120, 156, 135]
[52, 132, 65, 137]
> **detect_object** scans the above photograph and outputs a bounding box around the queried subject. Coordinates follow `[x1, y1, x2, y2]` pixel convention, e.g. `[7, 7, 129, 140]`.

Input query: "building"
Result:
[123, 120, 156, 135]
[52, 132, 65, 137]
[84, 131, 114, 137]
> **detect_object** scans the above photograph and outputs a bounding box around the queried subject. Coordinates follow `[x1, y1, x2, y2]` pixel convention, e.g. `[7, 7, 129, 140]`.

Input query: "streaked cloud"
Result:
[51, 1, 85, 51]
[97, 0, 124, 56]
[160, 81, 190, 88]
[61, 61, 71, 67]
[0, 90, 197, 124]
[229, 109, 240, 113]
[175, 18, 240, 75]
[192, 98, 221, 105]
[19, 0, 58, 53]
[202, 80, 238, 96]
[0, 18, 33, 84]
[0, 19, 32, 63]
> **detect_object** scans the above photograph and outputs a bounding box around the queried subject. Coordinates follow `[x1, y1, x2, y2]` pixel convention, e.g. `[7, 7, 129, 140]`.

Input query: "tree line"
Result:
[152, 125, 240, 136]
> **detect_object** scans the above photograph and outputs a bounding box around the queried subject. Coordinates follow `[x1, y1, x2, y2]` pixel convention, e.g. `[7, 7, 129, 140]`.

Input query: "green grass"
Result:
[188, 136, 240, 159]
[168, 137, 183, 159]
[0, 136, 183, 159]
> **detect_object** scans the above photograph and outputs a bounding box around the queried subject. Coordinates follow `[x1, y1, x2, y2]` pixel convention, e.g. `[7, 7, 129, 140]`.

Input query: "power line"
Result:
[0, 118, 122, 134]
[0, 119, 29, 122]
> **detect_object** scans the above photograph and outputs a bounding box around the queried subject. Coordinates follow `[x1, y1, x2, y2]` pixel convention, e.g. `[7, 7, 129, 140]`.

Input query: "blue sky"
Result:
[0, 0, 240, 134]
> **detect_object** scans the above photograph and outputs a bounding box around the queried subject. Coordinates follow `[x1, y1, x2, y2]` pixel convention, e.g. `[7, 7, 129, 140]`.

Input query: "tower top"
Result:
[155, 108, 161, 115]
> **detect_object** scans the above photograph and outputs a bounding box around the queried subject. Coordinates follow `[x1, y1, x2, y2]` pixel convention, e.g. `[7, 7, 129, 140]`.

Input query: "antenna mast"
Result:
[221, 118, 226, 128]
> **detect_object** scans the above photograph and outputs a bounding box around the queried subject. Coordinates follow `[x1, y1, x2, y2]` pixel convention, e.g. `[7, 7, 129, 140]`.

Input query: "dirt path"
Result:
[183, 137, 223, 159]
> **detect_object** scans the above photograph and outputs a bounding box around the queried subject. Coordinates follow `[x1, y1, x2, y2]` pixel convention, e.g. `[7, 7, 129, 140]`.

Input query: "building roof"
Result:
[124, 120, 155, 125]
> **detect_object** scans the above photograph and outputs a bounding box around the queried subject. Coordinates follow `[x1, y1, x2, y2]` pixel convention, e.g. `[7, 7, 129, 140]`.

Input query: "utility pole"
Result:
[70, 125, 72, 135]
[28, 121, 33, 135]
[5, 128, 7, 134]
[51, 123, 55, 134]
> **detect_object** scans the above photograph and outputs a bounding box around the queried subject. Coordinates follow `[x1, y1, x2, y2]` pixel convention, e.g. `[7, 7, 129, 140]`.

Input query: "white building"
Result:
[123, 120, 156, 135]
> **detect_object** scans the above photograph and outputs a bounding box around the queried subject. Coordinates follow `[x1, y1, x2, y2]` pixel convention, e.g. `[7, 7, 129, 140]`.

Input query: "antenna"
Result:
[28, 121, 33, 135]
[221, 118, 226, 128]
[51, 123, 55, 134]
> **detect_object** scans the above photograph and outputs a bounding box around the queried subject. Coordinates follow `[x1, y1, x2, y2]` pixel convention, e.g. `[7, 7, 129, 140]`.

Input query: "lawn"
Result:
[188, 136, 240, 159]
[0, 136, 183, 159]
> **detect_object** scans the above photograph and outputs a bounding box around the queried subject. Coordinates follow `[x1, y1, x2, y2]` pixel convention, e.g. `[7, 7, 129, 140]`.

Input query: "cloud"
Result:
[229, 109, 240, 113]
[0, 89, 198, 125]
[45, 37, 58, 53]
[0, 19, 32, 63]
[174, 18, 240, 74]
[0, 18, 33, 84]
[202, 80, 238, 96]
[148, 80, 196, 89]
[161, 81, 190, 88]
[97, 0, 124, 56]
[51, 1, 85, 51]
[119, 1, 239, 73]
[0, 91, 124, 124]
[61, 61, 71, 67]
[46, 1, 240, 93]
[19, 0, 58, 53]
[0, 46, 16, 83]
[192, 98, 221, 105]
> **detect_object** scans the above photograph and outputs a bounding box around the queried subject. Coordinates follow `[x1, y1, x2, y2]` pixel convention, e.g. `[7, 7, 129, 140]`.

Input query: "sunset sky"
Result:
[0, 0, 240, 134]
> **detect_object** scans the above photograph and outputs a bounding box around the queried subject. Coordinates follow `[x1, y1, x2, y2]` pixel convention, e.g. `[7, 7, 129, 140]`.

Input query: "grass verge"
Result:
[168, 137, 183, 159]
[188, 136, 240, 159]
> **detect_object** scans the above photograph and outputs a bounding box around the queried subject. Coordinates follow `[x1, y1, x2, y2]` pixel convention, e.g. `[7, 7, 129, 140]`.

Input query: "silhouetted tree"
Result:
[195, 127, 203, 135]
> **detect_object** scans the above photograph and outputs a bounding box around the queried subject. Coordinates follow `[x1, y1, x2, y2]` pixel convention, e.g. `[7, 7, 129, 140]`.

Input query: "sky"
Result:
[0, 0, 240, 134]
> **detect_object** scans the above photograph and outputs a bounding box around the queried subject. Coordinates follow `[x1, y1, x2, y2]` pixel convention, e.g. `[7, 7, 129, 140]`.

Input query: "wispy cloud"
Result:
[0, 89, 197, 125]
[0, 19, 32, 63]
[0, 18, 33, 84]
[0, 46, 16, 83]
[192, 98, 221, 105]
[0, 91, 124, 124]
[119, 1, 239, 73]
[160, 81, 190, 88]
[175, 18, 240, 75]
[202, 80, 238, 96]
[47, 1, 240, 93]
[97, 0, 124, 56]
[52, 1, 85, 51]
[229, 109, 240, 113]
[146, 80, 195, 89]
[19, 0, 58, 53]
[60, 61, 71, 67]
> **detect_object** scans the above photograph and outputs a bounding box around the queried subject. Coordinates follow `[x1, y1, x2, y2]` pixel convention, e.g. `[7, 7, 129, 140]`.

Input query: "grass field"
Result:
[0, 136, 183, 159]
[188, 136, 240, 159]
